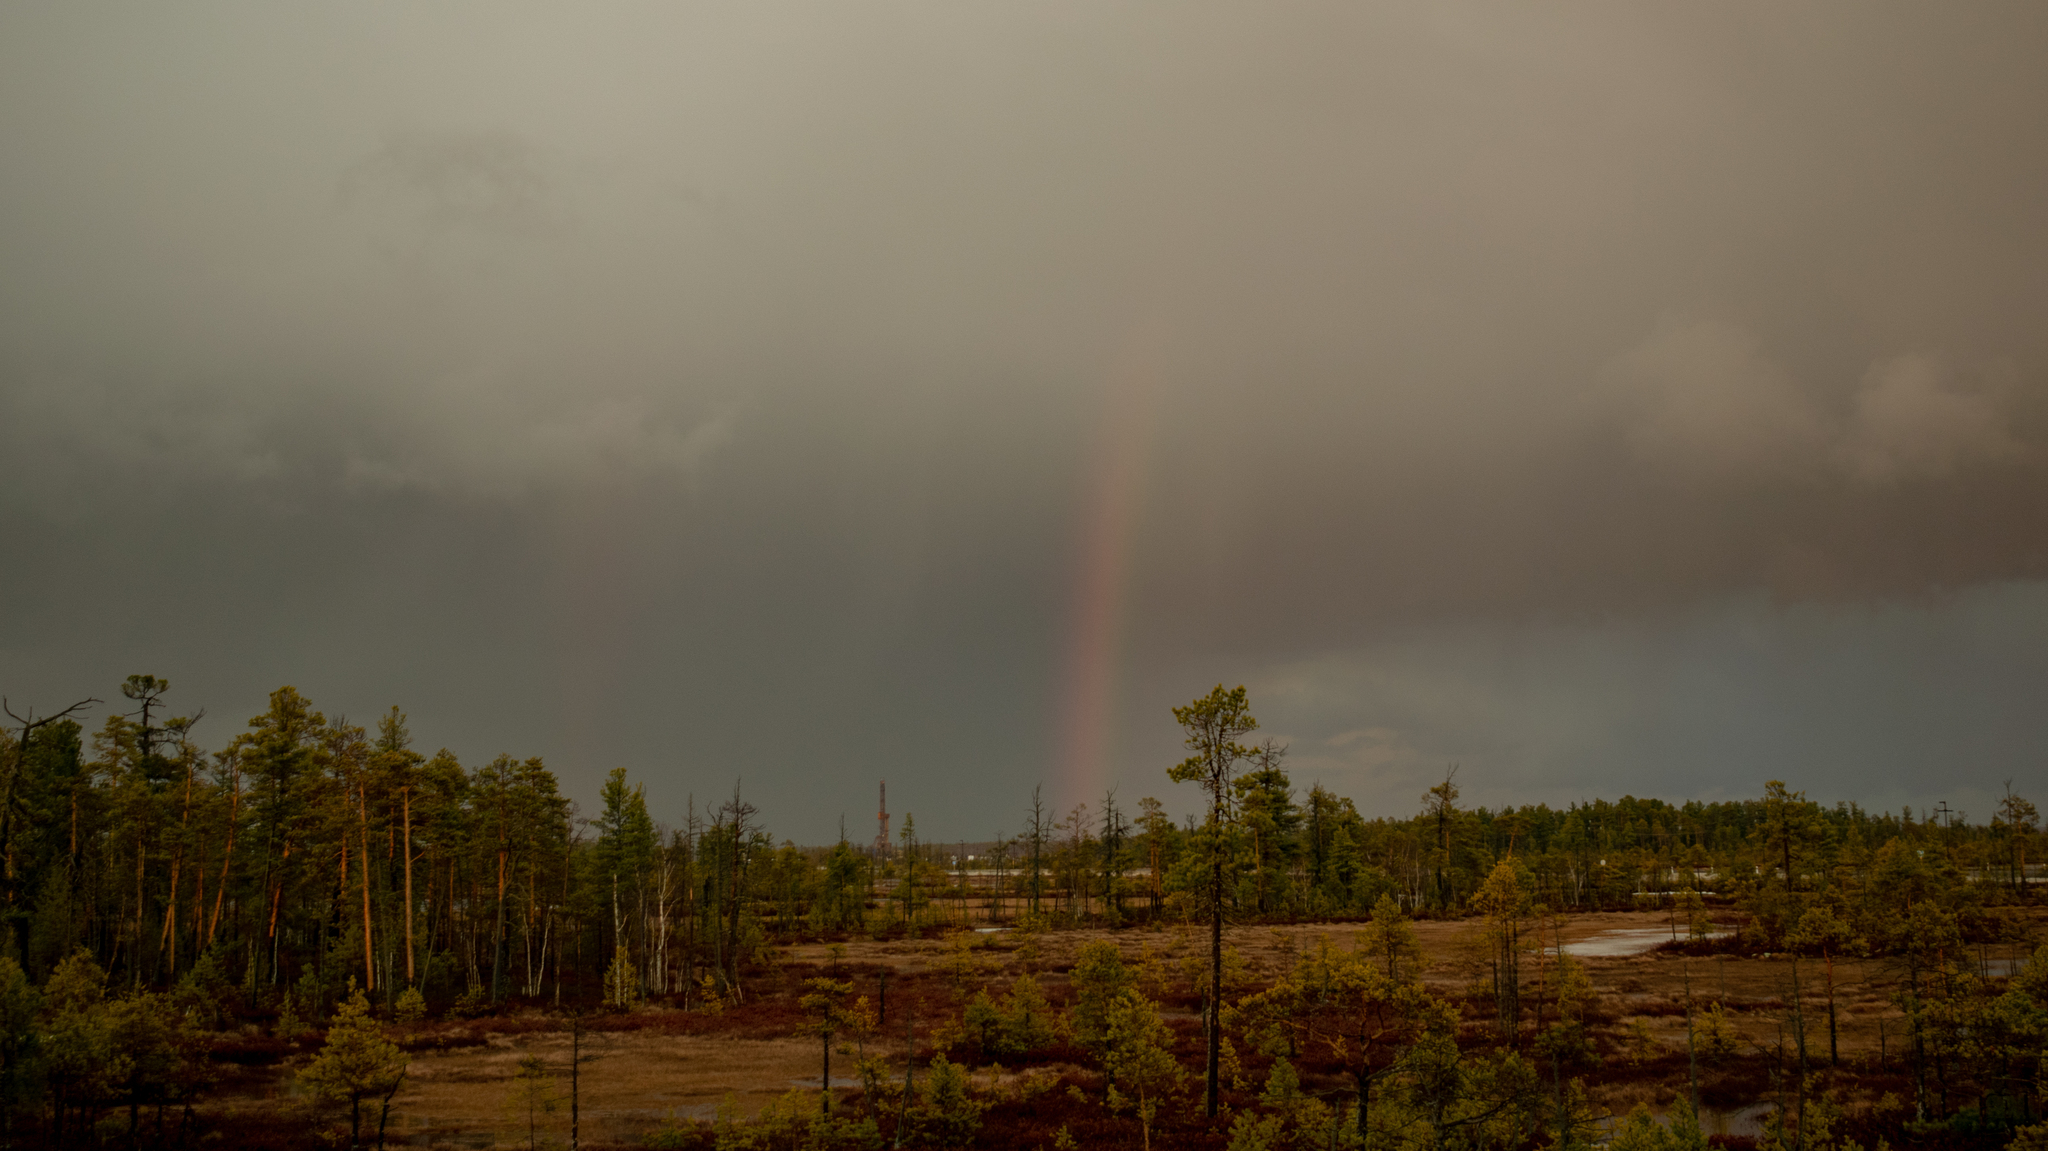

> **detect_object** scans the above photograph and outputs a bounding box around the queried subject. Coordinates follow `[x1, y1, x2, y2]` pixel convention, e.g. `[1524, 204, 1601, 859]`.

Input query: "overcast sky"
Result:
[4, 3, 2047, 842]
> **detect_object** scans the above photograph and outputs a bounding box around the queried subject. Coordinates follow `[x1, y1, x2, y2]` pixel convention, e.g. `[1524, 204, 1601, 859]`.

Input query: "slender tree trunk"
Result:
[206, 769, 238, 948]
[191, 828, 206, 961]
[493, 845, 509, 1002]
[402, 787, 414, 985]
[376, 1074, 402, 1151]
[266, 846, 291, 974]
[134, 824, 146, 987]
[1254, 829, 1265, 916]
[1207, 850, 1222, 1117]
[159, 857, 180, 973]
[724, 821, 747, 999]
[160, 756, 196, 977]
[1356, 1041, 1372, 1140]
[1685, 960, 1698, 1112]
[656, 855, 671, 994]
[1149, 838, 1161, 916]
[556, 856, 571, 1005]
[683, 813, 698, 1009]
[1825, 951, 1838, 1067]
[360, 783, 375, 991]
[525, 864, 537, 997]
[1792, 958, 1806, 1149]
[896, 1005, 916, 1147]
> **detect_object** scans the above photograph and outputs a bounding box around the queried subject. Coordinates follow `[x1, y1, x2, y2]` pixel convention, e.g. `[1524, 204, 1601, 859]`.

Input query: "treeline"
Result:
[3, 676, 2041, 1017]
[2, 678, 817, 1019]
[977, 772, 2042, 941]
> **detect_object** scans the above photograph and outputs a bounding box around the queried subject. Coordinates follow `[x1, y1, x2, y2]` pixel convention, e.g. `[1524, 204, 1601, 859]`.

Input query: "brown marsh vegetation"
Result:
[185, 903, 2048, 1150]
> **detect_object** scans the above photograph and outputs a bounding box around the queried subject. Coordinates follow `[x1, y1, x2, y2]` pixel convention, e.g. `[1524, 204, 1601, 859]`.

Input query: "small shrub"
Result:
[2007, 1122, 2048, 1151]
[1067, 942, 1132, 1057]
[1696, 1002, 1741, 1064]
[697, 972, 726, 1015]
[1624, 1018, 1657, 1065]
[1227, 1111, 1286, 1151]
[646, 1112, 697, 1149]
[708, 1088, 882, 1151]
[605, 946, 640, 1010]
[1610, 1103, 1708, 1151]
[274, 992, 304, 1039]
[450, 982, 490, 1020]
[903, 1056, 984, 1148]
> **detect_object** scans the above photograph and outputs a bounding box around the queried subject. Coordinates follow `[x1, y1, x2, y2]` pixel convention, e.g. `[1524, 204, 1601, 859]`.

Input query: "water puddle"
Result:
[1702, 1103, 1774, 1138]
[1558, 927, 1725, 958]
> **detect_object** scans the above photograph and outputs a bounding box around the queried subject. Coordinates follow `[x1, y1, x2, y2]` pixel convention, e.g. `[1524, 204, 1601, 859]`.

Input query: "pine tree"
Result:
[1168, 683, 1257, 1118]
[300, 979, 407, 1151]
[1102, 988, 1182, 1151]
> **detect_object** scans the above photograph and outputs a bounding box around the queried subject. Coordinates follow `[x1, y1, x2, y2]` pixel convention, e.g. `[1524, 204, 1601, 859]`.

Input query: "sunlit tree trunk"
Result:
[133, 823, 146, 988]
[655, 852, 672, 993]
[494, 843, 508, 1002]
[192, 827, 206, 960]
[360, 782, 375, 991]
[266, 843, 292, 982]
[206, 766, 238, 948]
[161, 754, 196, 977]
[402, 786, 414, 985]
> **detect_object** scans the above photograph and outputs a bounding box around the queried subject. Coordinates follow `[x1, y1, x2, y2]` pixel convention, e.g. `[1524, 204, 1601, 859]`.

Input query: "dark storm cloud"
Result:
[3, 3, 2046, 837]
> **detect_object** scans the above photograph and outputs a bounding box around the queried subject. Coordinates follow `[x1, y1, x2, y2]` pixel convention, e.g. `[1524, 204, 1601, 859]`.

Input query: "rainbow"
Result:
[1056, 322, 1169, 807]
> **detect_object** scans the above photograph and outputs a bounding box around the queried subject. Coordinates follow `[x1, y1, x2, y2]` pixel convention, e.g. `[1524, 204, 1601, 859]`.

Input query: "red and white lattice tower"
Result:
[874, 780, 890, 862]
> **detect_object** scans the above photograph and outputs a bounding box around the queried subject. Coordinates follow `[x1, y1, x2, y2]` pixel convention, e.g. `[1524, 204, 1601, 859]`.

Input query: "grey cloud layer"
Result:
[1607, 318, 2028, 485]
[3, 3, 2046, 834]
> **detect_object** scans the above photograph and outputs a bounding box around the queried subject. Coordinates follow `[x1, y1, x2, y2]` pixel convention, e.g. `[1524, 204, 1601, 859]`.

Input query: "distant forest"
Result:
[4, 675, 2035, 1013]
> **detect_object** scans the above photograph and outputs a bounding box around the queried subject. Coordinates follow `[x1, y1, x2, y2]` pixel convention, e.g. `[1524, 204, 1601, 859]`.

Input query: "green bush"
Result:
[901, 1057, 982, 1149]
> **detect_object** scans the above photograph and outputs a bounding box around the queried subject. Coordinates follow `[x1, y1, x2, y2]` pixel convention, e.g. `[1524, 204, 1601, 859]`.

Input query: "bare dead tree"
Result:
[717, 781, 758, 1000]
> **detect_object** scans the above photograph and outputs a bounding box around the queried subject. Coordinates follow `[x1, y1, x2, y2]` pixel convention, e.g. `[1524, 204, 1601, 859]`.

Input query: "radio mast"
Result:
[874, 780, 891, 862]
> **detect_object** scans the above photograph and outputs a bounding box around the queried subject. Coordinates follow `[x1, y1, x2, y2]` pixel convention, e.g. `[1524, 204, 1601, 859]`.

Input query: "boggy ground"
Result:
[199, 908, 2045, 1149]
